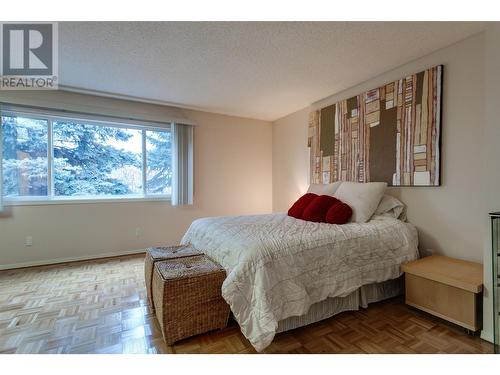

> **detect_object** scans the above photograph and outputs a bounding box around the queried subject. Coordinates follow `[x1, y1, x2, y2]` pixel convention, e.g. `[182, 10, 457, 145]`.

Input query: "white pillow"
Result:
[333, 182, 387, 223]
[307, 181, 342, 196]
[374, 194, 407, 221]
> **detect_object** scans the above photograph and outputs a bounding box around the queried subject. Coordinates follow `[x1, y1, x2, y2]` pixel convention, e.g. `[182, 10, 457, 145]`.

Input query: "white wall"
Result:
[273, 32, 496, 339]
[0, 91, 273, 268]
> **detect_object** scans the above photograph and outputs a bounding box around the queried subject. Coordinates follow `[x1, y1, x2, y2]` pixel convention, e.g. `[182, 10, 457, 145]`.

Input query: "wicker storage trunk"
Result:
[152, 255, 230, 345]
[144, 245, 202, 311]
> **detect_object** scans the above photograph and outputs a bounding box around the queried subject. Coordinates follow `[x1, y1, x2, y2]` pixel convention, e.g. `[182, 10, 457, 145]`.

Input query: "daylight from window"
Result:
[53, 121, 143, 196]
[1, 113, 172, 201]
[2, 116, 49, 197]
[146, 130, 172, 195]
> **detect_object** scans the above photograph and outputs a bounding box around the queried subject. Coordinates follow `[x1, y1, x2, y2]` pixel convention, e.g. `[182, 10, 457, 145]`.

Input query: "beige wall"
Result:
[482, 23, 500, 343]
[274, 33, 486, 262]
[0, 91, 273, 268]
[273, 32, 495, 338]
[272, 108, 310, 211]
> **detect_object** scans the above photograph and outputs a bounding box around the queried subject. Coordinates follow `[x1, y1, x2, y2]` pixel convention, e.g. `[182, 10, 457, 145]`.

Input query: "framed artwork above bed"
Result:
[308, 65, 443, 187]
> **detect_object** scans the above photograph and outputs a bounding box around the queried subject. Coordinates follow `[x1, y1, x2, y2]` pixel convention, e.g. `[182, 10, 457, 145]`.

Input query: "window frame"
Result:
[1, 106, 173, 206]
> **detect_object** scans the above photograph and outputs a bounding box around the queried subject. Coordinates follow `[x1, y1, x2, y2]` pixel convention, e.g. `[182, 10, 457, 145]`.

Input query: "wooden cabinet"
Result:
[401, 255, 483, 332]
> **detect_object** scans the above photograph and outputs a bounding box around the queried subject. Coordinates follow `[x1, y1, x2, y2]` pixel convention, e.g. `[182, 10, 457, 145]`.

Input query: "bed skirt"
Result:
[276, 276, 403, 333]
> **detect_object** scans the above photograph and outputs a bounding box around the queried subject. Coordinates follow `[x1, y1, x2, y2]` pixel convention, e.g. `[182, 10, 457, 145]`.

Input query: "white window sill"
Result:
[3, 195, 171, 206]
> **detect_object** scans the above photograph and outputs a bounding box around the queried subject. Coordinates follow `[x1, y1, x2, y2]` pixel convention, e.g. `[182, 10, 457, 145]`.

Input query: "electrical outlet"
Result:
[135, 228, 141, 237]
[25, 236, 33, 247]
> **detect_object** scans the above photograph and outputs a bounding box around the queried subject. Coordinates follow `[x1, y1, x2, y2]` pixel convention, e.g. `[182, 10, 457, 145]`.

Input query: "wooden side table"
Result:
[401, 255, 483, 332]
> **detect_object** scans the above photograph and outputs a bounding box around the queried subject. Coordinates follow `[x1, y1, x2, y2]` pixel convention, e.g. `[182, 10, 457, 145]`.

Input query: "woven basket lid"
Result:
[146, 245, 202, 260]
[156, 255, 224, 280]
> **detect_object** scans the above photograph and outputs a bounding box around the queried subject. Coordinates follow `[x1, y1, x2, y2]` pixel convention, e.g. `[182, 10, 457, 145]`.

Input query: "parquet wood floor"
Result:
[0, 254, 493, 354]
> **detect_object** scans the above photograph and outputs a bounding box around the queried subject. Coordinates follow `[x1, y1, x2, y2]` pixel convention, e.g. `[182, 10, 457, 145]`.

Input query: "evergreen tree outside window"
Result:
[1, 109, 172, 202]
[146, 130, 172, 195]
[53, 121, 143, 196]
[2, 115, 49, 197]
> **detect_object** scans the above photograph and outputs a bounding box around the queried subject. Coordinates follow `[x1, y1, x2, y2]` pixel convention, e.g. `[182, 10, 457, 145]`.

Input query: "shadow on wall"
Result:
[387, 187, 452, 258]
[0, 206, 13, 219]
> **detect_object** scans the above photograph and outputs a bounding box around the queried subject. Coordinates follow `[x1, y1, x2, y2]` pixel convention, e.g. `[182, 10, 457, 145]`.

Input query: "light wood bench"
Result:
[401, 255, 483, 332]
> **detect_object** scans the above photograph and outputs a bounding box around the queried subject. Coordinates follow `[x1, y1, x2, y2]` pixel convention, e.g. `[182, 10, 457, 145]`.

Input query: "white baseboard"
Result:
[0, 249, 146, 270]
[480, 330, 494, 343]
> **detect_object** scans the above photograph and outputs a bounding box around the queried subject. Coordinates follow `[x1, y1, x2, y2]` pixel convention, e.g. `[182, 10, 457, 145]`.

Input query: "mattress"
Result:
[181, 213, 418, 351]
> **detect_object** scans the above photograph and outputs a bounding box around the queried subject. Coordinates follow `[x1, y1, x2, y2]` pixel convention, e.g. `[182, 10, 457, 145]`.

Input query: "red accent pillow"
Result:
[288, 193, 318, 219]
[326, 201, 353, 224]
[302, 195, 340, 223]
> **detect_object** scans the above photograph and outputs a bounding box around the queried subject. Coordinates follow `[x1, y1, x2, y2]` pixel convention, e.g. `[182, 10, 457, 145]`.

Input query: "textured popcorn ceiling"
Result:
[59, 22, 485, 121]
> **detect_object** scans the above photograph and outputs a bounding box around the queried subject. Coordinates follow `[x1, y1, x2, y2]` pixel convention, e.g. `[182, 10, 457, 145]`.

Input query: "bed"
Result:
[181, 208, 418, 352]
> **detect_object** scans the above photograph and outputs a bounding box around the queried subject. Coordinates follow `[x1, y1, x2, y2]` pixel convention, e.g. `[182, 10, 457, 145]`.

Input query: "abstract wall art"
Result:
[308, 65, 442, 186]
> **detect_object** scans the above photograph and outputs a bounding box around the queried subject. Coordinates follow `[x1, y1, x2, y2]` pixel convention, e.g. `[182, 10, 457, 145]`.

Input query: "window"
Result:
[1, 108, 173, 203]
[52, 121, 143, 197]
[146, 130, 172, 195]
[2, 115, 49, 198]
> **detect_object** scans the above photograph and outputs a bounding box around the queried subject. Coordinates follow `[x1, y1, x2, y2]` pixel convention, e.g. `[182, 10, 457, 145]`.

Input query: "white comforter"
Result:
[181, 213, 418, 351]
